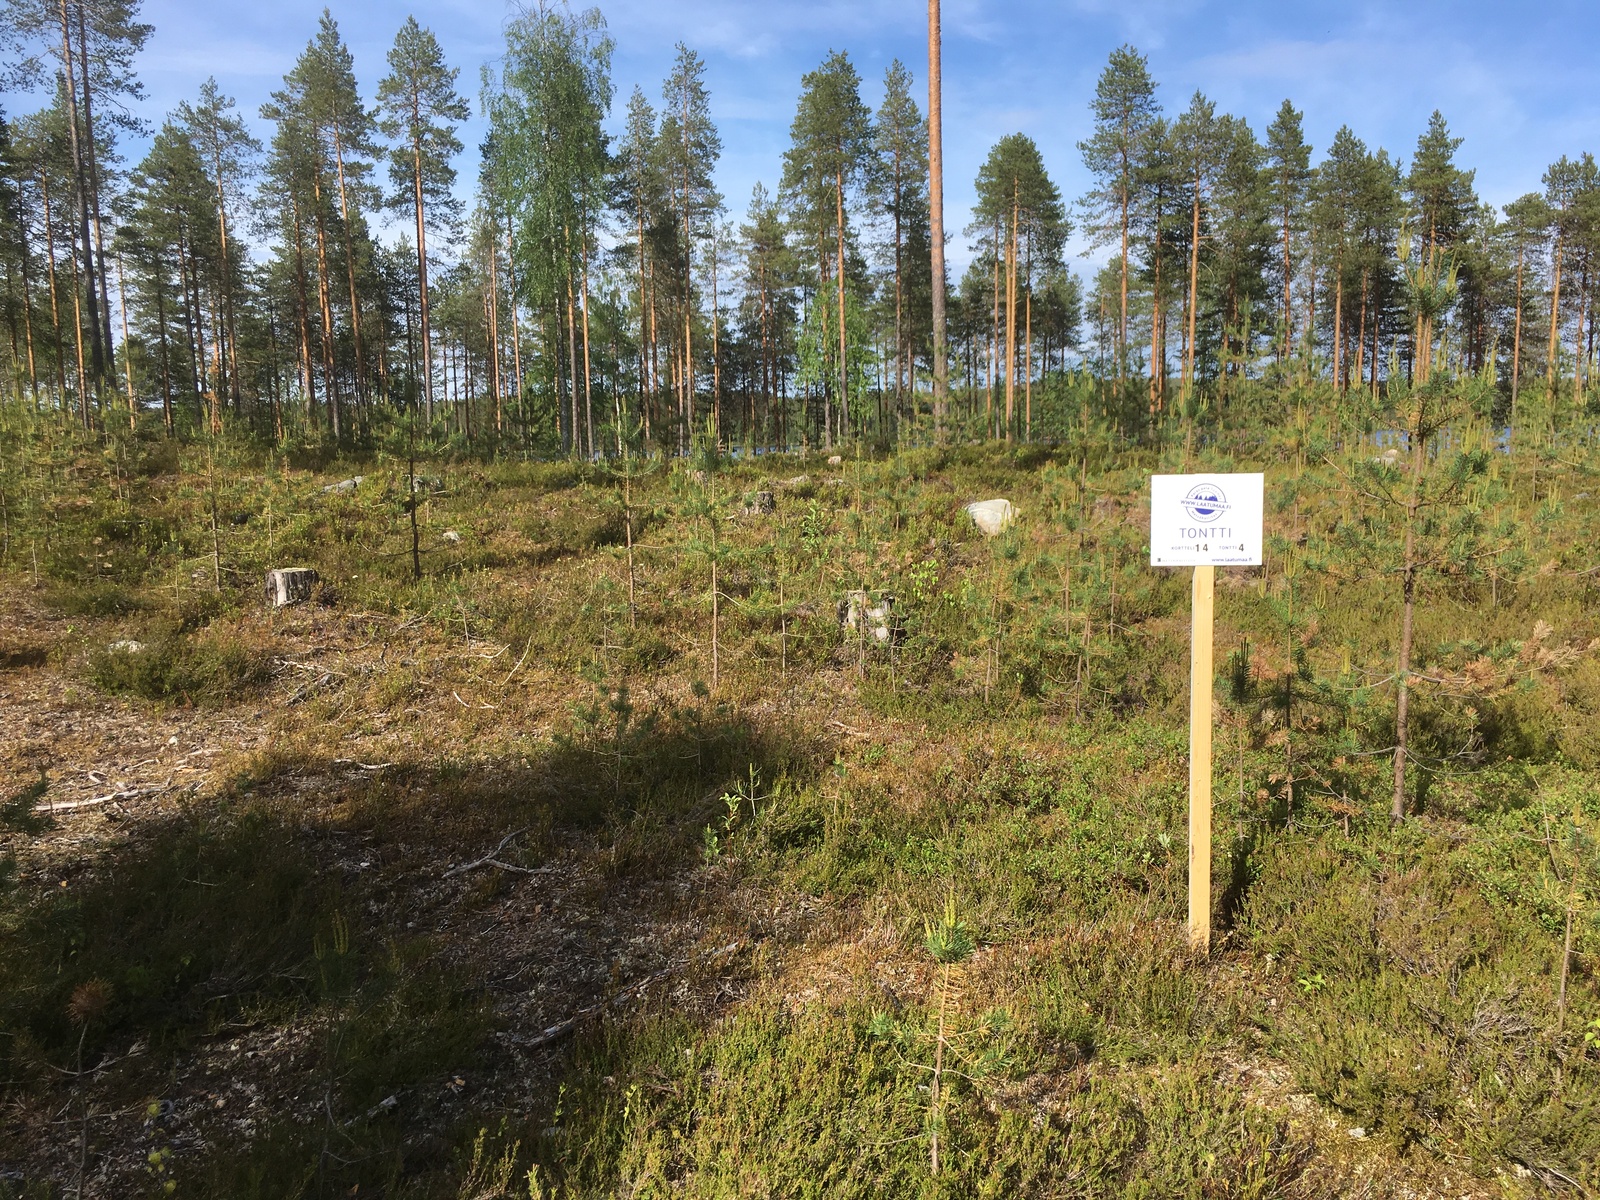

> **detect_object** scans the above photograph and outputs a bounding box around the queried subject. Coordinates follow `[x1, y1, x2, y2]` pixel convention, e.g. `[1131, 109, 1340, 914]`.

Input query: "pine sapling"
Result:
[922, 889, 975, 1174]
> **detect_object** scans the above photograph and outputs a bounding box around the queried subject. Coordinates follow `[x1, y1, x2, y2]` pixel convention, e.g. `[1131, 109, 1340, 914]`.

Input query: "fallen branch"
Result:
[504, 941, 745, 1053]
[500, 637, 534, 687]
[443, 829, 548, 879]
[452, 691, 499, 710]
[331, 759, 396, 772]
[41, 783, 171, 814]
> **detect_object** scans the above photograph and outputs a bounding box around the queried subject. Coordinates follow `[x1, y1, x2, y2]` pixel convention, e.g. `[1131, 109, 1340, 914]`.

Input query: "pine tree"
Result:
[926, 0, 948, 439]
[781, 49, 872, 451]
[870, 60, 928, 423]
[1314, 127, 1368, 390]
[1171, 91, 1225, 406]
[377, 15, 468, 426]
[1079, 46, 1159, 378]
[614, 86, 661, 438]
[972, 134, 1065, 440]
[1501, 192, 1550, 438]
[1131, 116, 1179, 413]
[3, 0, 152, 403]
[1206, 114, 1270, 397]
[1540, 154, 1590, 411]
[303, 11, 379, 415]
[1264, 100, 1312, 366]
[486, 3, 613, 456]
[738, 183, 794, 449]
[655, 45, 722, 450]
[1407, 111, 1477, 270]
[175, 79, 258, 423]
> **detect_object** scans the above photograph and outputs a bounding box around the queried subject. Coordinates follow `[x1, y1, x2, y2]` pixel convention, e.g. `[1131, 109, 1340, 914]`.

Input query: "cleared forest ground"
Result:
[0, 428, 1597, 1198]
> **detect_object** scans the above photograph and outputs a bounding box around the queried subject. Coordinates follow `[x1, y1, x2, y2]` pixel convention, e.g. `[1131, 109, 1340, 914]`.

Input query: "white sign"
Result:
[1149, 473, 1264, 567]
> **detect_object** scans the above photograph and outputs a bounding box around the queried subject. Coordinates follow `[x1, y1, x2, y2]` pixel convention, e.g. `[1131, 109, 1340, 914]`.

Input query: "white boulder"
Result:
[964, 499, 1017, 537]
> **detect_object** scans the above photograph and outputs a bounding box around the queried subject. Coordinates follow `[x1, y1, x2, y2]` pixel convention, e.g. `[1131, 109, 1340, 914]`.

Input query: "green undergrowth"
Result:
[2, 406, 1599, 1195]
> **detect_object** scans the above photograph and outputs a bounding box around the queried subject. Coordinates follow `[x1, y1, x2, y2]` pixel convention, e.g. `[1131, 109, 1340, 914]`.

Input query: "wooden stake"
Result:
[1188, 564, 1214, 952]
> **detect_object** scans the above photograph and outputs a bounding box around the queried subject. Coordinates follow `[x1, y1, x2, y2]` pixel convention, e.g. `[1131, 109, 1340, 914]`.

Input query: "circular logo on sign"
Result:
[1181, 483, 1229, 523]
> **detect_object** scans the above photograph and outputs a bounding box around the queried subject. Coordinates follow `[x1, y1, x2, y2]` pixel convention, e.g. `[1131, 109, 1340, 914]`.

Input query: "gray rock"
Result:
[107, 639, 145, 654]
[742, 491, 776, 516]
[322, 475, 365, 494]
[441, 530, 463, 544]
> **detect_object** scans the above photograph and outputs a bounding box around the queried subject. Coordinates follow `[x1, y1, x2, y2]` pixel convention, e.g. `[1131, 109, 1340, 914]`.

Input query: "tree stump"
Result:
[265, 568, 319, 608]
[839, 590, 897, 644]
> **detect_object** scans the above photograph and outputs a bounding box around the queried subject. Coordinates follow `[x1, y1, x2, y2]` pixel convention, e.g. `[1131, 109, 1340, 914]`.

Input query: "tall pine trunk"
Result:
[1005, 181, 1017, 442]
[412, 136, 435, 423]
[1184, 167, 1201, 399]
[56, 0, 104, 390]
[38, 163, 69, 411]
[928, 0, 948, 437]
[836, 169, 849, 444]
[330, 123, 367, 409]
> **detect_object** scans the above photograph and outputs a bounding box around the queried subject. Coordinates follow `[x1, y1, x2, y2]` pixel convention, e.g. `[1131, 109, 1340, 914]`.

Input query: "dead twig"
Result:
[443, 829, 550, 879]
[502, 941, 745, 1052]
[500, 637, 534, 687]
[42, 781, 172, 814]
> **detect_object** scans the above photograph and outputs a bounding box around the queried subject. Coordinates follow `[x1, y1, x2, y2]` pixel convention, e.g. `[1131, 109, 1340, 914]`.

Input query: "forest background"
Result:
[4, 0, 1600, 450]
[4, 0, 1600, 1196]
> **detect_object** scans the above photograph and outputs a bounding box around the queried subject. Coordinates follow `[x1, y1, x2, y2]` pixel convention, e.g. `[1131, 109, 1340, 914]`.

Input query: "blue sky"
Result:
[22, 0, 1600, 271]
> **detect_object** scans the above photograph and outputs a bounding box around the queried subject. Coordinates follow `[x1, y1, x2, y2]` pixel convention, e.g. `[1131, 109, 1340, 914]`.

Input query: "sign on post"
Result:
[1149, 474, 1264, 567]
[1150, 473, 1264, 953]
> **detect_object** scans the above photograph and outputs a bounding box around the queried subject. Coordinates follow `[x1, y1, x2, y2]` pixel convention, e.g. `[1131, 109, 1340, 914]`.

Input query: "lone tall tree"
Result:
[927, 0, 948, 438]
[377, 15, 468, 424]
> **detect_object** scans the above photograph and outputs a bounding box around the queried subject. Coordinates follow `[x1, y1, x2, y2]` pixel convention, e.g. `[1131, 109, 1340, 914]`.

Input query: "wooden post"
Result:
[1188, 564, 1214, 952]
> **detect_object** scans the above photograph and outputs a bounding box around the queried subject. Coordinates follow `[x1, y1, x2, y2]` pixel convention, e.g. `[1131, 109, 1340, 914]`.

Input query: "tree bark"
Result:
[116, 254, 135, 429]
[1281, 187, 1293, 365]
[56, 0, 104, 390]
[412, 135, 435, 423]
[1184, 165, 1201, 399]
[1332, 263, 1344, 391]
[1005, 180, 1018, 442]
[989, 214, 1000, 435]
[1547, 224, 1564, 406]
[928, 0, 948, 438]
[329, 121, 367, 409]
[506, 232, 523, 430]
[836, 168, 849, 446]
[710, 223, 721, 445]
[309, 175, 341, 439]
[38, 163, 70, 411]
[580, 225, 594, 453]
[17, 210, 40, 405]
